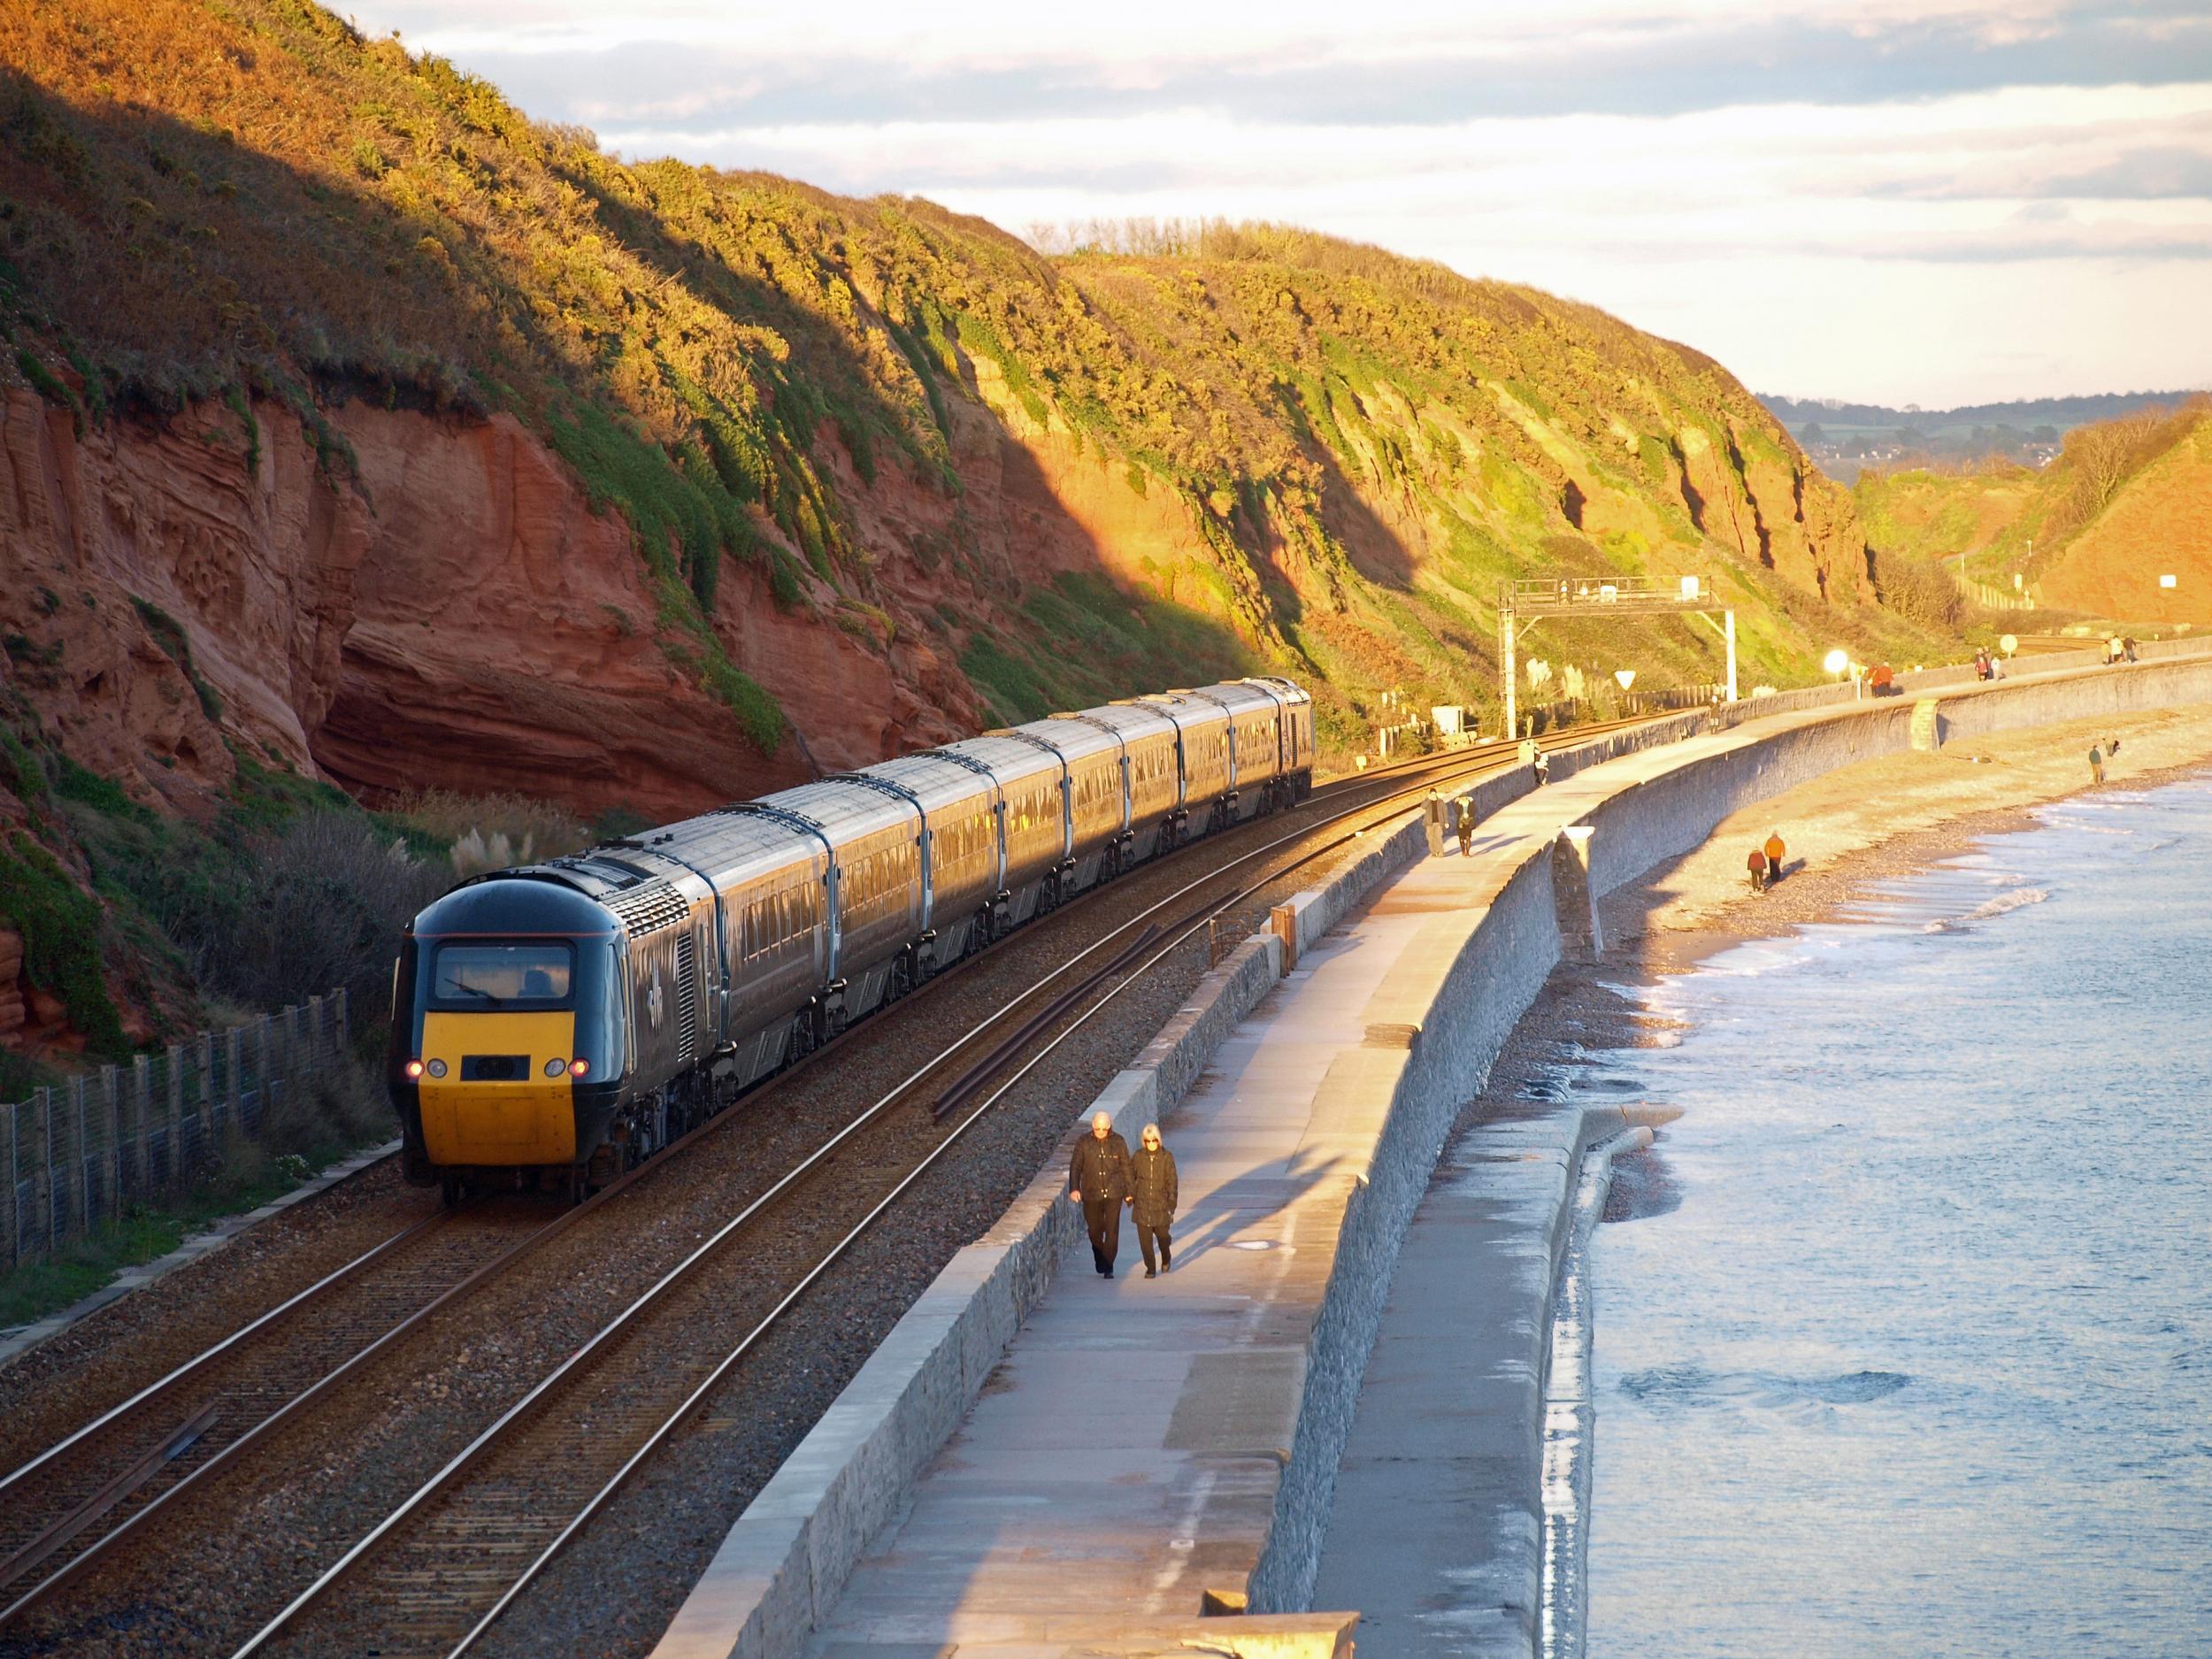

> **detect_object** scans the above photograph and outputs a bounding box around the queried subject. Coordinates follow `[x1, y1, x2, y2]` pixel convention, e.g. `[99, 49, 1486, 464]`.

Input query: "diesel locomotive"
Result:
[389, 679, 1315, 1201]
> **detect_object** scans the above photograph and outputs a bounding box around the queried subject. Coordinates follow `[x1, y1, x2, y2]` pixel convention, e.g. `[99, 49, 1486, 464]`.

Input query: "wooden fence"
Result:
[2, 989, 350, 1272]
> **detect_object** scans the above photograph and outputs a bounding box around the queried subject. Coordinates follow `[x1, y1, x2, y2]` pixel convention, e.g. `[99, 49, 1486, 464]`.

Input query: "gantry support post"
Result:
[1500, 599, 1517, 741]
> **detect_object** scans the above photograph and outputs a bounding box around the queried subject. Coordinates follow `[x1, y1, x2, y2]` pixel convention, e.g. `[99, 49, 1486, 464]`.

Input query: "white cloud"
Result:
[347, 2, 2212, 404]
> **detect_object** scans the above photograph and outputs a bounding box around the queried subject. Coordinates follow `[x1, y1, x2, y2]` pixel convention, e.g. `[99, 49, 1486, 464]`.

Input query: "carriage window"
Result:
[431, 942, 573, 1007]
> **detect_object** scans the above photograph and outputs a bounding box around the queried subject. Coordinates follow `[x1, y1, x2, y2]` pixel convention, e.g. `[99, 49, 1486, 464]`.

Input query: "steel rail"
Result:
[244, 717, 1647, 1659]
[30, 710, 1663, 1647]
[3, 737, 1440, 1628]
[436, 723, 1577, 1653]
[0, 1211, 442, 1508]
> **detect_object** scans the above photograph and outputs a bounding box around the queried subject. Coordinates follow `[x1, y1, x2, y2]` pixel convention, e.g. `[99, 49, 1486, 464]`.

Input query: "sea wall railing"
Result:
[2, 988, 351, 1273]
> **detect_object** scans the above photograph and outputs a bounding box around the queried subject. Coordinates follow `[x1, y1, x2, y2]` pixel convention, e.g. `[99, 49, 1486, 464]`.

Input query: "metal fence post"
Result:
[101, 1064, 119, 1226]
[133, 1054, 151, 1207]
[70, 1075, 88, 1246]
[336, 987, 349, 1056]
[305, 996, 323, 1078]
[256, 1015, 272, 1131]
[39, 1087, 54, 1256]
[166, 1043, 184, 1188]
[223, 1028, 242, 1141]
[4, 1102, 16, 1271]
[197, 1032, 215, 1151]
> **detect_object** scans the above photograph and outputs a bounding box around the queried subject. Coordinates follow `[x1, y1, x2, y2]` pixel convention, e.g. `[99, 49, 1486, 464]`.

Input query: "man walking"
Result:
[1130, 1123, 1179, 1279]
[1070, 1110, 1133, 1278]
[1455, 795, 1475, 857]
[1746, 844, 1768, 893]
[2089, 742, 2105, 785]
[1763, 830, 1786, 885]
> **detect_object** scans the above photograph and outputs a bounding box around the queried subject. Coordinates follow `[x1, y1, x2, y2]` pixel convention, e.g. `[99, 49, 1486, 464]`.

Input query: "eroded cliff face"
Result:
[0, 346, 1859, 833]
[0, 388, 1003, 826]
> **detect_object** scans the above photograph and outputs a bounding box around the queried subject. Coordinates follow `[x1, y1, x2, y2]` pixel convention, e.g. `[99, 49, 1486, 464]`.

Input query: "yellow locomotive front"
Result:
[390, 878, 627, 1202]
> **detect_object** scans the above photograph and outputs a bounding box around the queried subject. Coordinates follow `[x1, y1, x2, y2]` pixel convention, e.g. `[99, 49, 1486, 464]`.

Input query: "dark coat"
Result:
[1070, 1130, 1133, 1203]
[1130, 1145, 1179, 1226]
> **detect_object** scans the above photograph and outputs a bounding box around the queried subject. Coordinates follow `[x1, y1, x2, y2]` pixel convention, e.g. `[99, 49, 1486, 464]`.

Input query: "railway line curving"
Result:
[0, 718, 1655, 1659]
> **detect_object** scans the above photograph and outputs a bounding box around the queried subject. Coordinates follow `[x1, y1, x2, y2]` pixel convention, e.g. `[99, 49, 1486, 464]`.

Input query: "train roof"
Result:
[758, 777, 917, 843]
[1183, 680, 1281, 717]
[1010, 712, 1123, 763]
[415, 872, 619, 937]
[1068, 702, 1177, 742]
[1132, 689, 1230, 732]
[1242, 674, 1312, 707]
[933, 733, 1064, 785]
[854, 753, 1002, 818]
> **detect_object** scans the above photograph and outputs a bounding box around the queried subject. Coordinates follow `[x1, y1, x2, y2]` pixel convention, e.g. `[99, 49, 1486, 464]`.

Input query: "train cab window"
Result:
[431, 942, 574, 1007]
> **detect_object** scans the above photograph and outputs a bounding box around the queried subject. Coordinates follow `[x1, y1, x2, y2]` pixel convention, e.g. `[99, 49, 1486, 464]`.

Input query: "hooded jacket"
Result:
[1130, 1144, 1179, 1226]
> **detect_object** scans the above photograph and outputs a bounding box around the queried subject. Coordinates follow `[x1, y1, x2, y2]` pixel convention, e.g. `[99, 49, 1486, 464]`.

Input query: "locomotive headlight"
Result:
[404, 1059, 424, 1079]
[568, 1058, 590, 1078]
[426, 1058, 449, 1079]
[545, 1057, 566, 1078]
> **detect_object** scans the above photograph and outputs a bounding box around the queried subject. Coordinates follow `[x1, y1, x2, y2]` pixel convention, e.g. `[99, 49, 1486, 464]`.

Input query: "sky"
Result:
[345, 0, 2212, 409]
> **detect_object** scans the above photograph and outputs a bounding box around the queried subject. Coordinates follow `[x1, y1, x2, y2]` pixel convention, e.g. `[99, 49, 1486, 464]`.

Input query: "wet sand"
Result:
[1471, 704, 2212, 1102]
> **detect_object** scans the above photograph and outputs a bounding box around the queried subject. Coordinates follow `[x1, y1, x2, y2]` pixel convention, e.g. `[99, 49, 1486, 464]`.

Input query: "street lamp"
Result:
[1823, 649, 1849, 679]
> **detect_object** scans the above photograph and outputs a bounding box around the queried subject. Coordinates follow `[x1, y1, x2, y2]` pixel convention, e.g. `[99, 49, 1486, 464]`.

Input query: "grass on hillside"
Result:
[0, 0, 1968, 751]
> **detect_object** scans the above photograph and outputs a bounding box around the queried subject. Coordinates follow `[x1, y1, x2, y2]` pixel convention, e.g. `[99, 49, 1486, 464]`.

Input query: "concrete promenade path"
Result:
[801, 914, 1412, 1656]
[800, 780, 1603, 1658]
[752, 650, 2212, 1659]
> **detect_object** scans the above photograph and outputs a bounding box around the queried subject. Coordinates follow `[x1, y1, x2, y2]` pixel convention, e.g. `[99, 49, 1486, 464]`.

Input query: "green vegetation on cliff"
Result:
[4, 0, 1972, 759]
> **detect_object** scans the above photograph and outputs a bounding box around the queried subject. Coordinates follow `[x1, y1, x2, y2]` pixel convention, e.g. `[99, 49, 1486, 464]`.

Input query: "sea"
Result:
[1578, 772, 2212, 1657]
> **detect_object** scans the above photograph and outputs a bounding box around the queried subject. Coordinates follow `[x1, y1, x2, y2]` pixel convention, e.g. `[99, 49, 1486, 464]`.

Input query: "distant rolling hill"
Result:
[1763, 389, 2208, 480]
[1854, 402, 2212, 626]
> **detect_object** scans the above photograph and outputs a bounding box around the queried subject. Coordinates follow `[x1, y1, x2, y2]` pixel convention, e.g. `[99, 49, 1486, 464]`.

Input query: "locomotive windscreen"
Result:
[431, 942, 575, 1007]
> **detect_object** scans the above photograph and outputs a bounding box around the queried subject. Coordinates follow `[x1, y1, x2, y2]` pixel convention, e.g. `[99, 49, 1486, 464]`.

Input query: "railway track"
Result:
[224, 719, 1650, 1659]
[0, 1205, 557, 1613]
[0, 711, 1662, 1656]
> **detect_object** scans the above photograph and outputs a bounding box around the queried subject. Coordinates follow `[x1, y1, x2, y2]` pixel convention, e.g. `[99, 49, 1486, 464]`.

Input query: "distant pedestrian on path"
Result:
[1130, 1123, 1179, 1279]
[1070, 1111, 1133, 1279]
[1456, 795, 1475, 857]
[1747, 846, 1769, 893]
[1763, 831, 1786, 884]
[2089, 743, 2106, 785]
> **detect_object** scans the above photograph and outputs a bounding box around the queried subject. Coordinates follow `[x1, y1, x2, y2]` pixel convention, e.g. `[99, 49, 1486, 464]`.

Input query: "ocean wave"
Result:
[1921, 886, 2048, 933]
[1617, 1363, 1910, 1409]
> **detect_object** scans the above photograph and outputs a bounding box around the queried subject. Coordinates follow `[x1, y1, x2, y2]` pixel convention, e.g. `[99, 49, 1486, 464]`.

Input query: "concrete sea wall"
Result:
[657, 649, 2212, 1658]
[653, 776, 1467, 1658]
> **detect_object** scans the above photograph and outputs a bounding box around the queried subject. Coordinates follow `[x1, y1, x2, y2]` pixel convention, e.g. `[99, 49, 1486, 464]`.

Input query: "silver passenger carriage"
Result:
[932, 733, 1071, 929]
[1065, 701, 1182, 862]
[747, 778, 922, 1036]
[1137, 689, 1233, 841]
[845, 751, 1004, 974]
[394, 670, 1317, 1195]
[1010, 711, 1133, 891]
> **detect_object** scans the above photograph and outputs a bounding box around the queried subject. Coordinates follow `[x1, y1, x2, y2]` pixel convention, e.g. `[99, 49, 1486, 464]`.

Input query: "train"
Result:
[388, 679, 1316, 1202]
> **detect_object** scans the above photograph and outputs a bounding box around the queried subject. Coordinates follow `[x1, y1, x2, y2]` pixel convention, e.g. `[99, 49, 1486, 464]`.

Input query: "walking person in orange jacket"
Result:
[1763, 831, 1786, 885]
